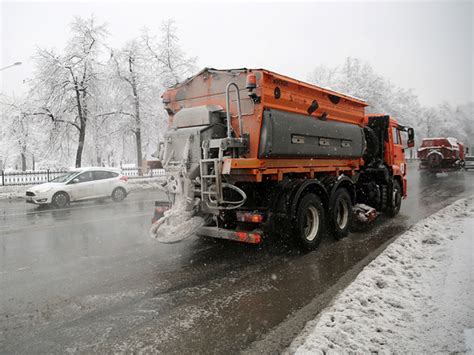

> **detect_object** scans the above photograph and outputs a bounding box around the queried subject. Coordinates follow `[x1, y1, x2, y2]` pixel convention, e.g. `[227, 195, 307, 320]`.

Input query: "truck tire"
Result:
[293, 193, 326, 250]
[329, 188, 352, 239]
[387, 180, 402, 217]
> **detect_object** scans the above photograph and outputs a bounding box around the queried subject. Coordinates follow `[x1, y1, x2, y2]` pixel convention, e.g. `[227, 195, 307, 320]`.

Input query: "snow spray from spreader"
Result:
[150, 198, 204, 244]
[149, 171, 206, 244]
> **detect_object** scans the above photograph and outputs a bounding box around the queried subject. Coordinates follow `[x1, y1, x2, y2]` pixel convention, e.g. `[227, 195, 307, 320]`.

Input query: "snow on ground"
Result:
[126, 176, 166, 192]
[289, 197, 474, 354]
[0, 185, 28, 201]
[0, 176, 166, 201]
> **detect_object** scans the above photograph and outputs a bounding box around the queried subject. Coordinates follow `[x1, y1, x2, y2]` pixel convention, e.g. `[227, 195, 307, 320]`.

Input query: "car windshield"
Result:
[50, 171, 80, 183]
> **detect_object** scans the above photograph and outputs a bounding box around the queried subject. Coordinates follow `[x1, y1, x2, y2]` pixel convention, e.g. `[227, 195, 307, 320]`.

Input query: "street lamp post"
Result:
[0, 62, 22, 71]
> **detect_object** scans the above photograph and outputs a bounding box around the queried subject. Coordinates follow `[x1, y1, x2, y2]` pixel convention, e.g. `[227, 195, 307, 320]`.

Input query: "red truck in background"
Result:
[418, 137, 465, 173]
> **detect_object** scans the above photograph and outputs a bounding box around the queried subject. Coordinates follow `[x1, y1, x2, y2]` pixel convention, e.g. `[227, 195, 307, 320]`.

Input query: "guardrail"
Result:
[1, 168, 166, 186]
[465, 156, 474, 170]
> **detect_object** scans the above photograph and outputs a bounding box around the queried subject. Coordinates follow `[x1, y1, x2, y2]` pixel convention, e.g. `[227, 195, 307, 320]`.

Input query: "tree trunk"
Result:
[75, 125, 86, 168]
[129, 56, 143, 175]
[135, 128, 142, 175]
[74, 79, 87, 168]
[21, 150, 27, 171]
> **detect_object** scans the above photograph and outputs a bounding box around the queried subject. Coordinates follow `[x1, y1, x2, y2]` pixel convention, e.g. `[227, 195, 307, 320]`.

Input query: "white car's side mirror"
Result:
[71, 178, 80, 184]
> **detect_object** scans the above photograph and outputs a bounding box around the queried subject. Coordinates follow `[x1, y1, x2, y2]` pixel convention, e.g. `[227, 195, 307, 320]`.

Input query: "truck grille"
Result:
[26, 191, 35, 197]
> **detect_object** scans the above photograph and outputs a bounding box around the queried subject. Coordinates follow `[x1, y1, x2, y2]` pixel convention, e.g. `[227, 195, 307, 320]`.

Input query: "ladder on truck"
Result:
[199, 157, 222, 208]
[199, 81, 249, 209]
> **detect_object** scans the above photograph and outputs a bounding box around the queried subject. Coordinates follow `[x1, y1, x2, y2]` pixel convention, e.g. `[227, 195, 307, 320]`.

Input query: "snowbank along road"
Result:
[1, 163, 473, 353]
[289, 197, 474, 354]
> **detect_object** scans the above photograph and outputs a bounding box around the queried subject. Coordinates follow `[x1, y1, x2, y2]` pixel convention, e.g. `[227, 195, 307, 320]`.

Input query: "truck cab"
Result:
[358, 114, 414, 221]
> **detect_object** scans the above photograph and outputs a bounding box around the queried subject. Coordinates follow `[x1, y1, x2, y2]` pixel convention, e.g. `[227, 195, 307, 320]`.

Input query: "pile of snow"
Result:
[0, 185, 31, 201]
[289, 197, 474, 354]
[126, 176, 166, 192]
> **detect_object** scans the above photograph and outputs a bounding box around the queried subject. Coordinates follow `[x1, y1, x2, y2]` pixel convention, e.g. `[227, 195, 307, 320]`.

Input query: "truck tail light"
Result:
[236, 211, 264, 223]
[120, 175, 129, 182]
[155, 206, 169, 214]
[162, 91, 171, 104]
[152, 203, 170, 224]
[235, 231, 261, 244]
[246, 73, 257, 90]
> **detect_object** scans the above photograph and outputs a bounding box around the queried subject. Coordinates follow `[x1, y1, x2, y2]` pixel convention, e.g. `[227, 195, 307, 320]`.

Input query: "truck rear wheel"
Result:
[293, 193, 325, 250]
[329, 188, 352, 239]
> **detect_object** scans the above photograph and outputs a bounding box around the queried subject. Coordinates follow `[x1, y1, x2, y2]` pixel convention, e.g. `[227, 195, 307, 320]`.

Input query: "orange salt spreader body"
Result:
[162, 68, 367, 182]
[152, 68, 415, 249]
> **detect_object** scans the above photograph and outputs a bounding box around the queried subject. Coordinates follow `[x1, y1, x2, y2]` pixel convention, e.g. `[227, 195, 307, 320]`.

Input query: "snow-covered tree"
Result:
[142, 19, 197, 88]
[2, 16, 196, 170]
[107, 40, 152, 172]
[0, 96, 47, 170]
[103, 20, 196, 170]
[307, 57, 473, 148]
[28, 16, 107, 168]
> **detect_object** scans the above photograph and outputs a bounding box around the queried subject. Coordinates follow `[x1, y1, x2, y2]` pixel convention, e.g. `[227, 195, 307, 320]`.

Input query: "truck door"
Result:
[390, 126, 406, 176]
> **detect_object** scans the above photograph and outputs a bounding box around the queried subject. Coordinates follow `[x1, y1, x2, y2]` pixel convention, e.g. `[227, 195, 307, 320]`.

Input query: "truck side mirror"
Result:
[158, 142, 165, 161]
[407, 128, 415, 148]
[152, 142, 164, 158]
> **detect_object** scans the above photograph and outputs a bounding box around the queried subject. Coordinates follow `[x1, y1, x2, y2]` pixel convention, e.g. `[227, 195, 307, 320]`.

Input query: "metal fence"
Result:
[1, 168, 166, 186]
[121, 168, 166, 179]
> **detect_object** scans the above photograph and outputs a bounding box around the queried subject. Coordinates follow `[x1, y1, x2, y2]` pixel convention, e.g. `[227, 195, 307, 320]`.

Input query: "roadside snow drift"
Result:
[290, 197, 474, 354]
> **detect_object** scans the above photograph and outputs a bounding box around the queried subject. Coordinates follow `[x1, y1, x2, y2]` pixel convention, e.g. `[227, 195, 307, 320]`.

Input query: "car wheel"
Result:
[293, 193, 326, 250]
[112, 187, 127, 202]
[52, 191, 69, 208]
[329, 188, 353, 239]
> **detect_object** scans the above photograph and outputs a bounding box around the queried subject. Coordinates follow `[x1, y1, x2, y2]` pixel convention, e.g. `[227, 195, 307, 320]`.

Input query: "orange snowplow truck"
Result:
[152, 68, 415, 249]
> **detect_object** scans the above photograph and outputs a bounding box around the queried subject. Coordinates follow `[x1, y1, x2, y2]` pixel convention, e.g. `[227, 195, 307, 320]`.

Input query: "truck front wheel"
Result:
[387, 180, 402, 217]
[293, 193, 326, 250]
[329, 188, 352, 239]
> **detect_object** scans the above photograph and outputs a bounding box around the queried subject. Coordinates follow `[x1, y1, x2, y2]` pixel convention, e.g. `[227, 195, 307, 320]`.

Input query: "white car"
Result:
[25, 167, 129, 208]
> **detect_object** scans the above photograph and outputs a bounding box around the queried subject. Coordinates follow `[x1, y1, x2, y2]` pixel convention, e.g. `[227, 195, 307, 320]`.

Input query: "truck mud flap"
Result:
[196, 226, 262, 244]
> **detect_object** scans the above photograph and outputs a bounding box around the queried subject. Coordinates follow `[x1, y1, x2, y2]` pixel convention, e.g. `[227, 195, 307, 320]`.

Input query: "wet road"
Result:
[1, 164, 473, 354]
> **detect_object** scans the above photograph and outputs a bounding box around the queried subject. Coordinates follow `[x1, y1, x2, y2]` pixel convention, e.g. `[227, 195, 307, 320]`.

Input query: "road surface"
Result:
[1, 165, 473, 354]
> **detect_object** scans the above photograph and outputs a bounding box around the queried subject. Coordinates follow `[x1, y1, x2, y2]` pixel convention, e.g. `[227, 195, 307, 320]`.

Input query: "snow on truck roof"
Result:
[422, 137, 459, 145]
[420, 137, 461, 151]
[169, 67, 367, 106]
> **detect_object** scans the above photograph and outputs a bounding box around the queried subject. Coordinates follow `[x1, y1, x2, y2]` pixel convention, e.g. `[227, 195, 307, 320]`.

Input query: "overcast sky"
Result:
[1, 1, 472, 106]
